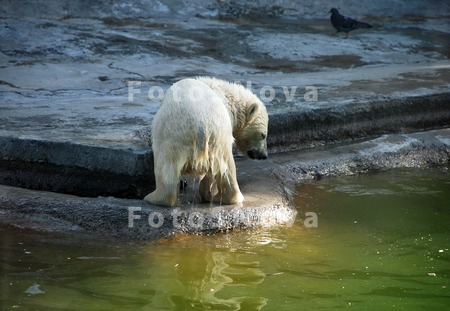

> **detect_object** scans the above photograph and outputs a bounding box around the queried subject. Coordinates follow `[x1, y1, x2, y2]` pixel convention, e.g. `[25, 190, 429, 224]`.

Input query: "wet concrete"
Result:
[272, 129, 450, 183]
[1, 128, 448, 240]
[1, 10, 449, 197]
[0, 144, 297, 240]
[0, 1, 449, 237]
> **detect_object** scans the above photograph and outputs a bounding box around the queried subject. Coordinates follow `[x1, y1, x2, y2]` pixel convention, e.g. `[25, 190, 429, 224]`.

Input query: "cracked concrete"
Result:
[0, 0, 449, 238]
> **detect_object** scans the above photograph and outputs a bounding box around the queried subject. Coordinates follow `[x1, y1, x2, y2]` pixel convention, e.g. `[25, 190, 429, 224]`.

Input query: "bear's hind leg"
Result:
[213, 157, 244, 205]
[144, 160, 182, 207]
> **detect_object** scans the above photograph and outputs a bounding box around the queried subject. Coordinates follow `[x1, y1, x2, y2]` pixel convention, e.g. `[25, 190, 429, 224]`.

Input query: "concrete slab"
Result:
[0, 153, 296, 240]
[271, 128, 450, 183]
[1, 9, 449, 197]
[1, 14, 448, 148]
[1, 128, 448, 240]
[0, 1, 449, 236]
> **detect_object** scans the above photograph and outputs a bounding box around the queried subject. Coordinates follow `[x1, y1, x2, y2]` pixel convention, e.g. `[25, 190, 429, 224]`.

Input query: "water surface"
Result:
[1, 168, 449, 310]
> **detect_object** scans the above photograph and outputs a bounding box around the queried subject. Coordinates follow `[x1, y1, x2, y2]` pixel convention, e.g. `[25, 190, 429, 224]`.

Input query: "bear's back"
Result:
[152, 78, 233, 152]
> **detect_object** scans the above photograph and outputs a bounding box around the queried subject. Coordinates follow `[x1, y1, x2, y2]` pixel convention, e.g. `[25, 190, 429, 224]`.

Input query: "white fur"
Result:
[144, 77, 268, 207]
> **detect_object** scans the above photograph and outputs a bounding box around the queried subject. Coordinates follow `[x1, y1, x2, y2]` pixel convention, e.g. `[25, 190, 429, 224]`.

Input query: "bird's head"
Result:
[329, 8, 339, 15]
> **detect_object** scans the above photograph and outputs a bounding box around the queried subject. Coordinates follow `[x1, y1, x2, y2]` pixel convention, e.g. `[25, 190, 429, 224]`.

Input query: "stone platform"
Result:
[0, 0, 449, 238]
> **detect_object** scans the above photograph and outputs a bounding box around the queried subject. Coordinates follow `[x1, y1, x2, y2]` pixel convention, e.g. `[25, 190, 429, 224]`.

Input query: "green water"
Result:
[1, 168, 449, 310]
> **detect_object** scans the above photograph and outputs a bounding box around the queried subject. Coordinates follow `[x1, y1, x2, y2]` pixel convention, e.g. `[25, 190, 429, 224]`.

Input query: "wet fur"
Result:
[144, 77, 268, 207]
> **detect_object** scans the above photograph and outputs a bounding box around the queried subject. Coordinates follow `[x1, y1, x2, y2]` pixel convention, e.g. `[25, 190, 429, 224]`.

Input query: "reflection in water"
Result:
[1, 167, 449, 310]
[143, 232, 272, 310]
[169, 249, 267, 310]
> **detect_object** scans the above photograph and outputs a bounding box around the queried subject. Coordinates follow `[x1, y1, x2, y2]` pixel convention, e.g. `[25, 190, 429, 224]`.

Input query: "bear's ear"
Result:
[246, 103, 259, 123]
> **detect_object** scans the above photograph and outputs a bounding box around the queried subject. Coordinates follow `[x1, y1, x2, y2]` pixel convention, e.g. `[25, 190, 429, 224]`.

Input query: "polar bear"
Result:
[144, 77, 268, 207]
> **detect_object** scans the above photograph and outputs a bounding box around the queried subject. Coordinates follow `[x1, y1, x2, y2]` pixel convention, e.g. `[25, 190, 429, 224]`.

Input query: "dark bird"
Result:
[329, 8, 372, 38]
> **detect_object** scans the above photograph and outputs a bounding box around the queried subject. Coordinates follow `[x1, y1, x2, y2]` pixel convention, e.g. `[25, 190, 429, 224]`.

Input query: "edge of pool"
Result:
[1, 92, 449, 199]
[0, 128, 449, 240]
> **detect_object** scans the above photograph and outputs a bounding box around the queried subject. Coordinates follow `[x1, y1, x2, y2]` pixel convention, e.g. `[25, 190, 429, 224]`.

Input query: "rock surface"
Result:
[1, 128, 448, 239]
[0, 0, 449, 238]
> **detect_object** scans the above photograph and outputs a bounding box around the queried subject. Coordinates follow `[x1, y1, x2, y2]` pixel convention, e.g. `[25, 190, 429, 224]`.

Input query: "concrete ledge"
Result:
[0, 137, 153, 198]
[0, 158, 296, 240]
[271, 129, 450, 182]
[1, 93, 449, 198]
[0, 186, 296, 240]
[269, 93, 450, 152]
[1, 129, 448, 239]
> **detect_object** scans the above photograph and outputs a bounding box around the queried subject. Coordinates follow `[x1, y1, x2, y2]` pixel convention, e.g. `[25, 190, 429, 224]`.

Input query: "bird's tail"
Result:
[356, 21, 372, 29]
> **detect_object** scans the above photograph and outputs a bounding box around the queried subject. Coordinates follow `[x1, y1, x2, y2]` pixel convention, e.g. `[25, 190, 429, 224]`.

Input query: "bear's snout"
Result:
[247, 149, 268, 160]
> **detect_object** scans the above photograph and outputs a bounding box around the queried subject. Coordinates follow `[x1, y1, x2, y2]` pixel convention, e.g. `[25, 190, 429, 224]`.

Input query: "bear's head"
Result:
[234, 102, 269, 160]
